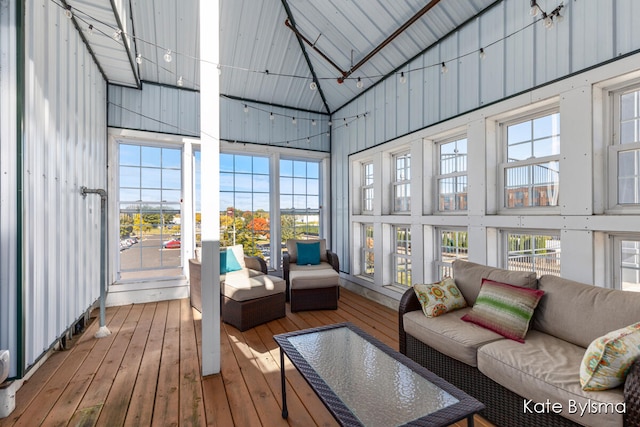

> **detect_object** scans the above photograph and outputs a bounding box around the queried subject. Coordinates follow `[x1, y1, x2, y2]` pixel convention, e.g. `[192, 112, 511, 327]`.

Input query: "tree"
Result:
[247, 217, 269, 235]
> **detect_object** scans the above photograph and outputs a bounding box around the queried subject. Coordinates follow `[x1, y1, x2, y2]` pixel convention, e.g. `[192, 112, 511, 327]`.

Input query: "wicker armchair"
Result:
[283, 239, 340, 312]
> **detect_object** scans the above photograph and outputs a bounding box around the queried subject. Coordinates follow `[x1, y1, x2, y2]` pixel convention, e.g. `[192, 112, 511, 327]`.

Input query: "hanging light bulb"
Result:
[556, 11, 564, 23]
[269, 112, 274, 120]
[328, 120, 332, 127]
[163, 49, 173, 63]
[530, 1, 539, 16]
[306, 137, 310, 143]
[113, 29, 122, 41]
[356, 77, 363, 89]
[243, 104, 249, 113]
[217, 64, 222, 75]
[292, 117, 297, 125]
[544, 14, 553, 29]
[135, 54, 142, 64]
[311, 119, 316, 126]
[309, 81, 317, 90]
[64, 6, 73, 19]
[399, 72, 407, 84]
[177, 76, 183, 87]
[87, 24, 94, 36]
[441, 62, 448, 74]
[479, 48, 486, 60]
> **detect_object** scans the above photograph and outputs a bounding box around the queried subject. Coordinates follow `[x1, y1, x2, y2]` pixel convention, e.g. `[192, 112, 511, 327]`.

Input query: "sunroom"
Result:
[2, 0, 640, 426]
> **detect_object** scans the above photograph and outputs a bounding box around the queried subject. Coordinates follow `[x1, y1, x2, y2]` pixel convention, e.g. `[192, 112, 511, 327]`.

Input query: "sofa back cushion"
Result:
[286, 239, 328, 263]
[452, 260, 538, 305]
[534, 275, 640, 348]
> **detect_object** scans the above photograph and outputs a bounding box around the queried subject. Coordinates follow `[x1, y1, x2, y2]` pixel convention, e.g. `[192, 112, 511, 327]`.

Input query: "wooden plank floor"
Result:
[0, 289, 494, 427]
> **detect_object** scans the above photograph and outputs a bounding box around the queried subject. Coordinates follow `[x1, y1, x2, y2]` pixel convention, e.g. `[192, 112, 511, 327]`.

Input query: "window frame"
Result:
[362, 224, 375, 278]
[502, 230, 561, 278]
[392, 151, 411, 213]
[499, 109, 561, 214]
[435, 228, 468, 280]
[608, 84, 640, 212]
[435, 136, 468, 213]
[392, 225, 412, 287]
[361, 161, 374, 214]
[612, 234, 640, 291]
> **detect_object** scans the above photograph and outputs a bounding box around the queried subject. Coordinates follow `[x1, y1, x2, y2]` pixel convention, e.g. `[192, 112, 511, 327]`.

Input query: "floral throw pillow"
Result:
[413, 278, 468, 318]
[580, 322, 640, 391]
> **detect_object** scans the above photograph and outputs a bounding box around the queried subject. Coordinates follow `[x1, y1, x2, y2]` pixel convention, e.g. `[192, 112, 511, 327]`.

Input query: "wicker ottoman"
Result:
[288, 268, 339, 312]
[222, 270, 286, 331]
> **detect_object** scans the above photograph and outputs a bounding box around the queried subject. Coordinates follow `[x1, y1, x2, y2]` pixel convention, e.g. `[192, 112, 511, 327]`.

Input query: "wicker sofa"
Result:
[399, 260, 640, 427]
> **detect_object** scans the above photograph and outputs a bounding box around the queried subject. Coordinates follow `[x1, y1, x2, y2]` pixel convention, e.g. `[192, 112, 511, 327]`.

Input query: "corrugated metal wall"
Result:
[108, 84, 331, 152]
[0, 0, 19, 377]
[331, 0, 640, 273]
[17, 0, 107, 376]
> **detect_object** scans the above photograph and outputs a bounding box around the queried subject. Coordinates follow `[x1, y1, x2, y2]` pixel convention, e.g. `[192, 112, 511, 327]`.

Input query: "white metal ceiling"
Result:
[64, 0, 499, 113]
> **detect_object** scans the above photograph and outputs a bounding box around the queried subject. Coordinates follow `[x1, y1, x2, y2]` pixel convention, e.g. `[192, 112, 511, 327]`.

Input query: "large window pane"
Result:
[506, 233, 560, 277]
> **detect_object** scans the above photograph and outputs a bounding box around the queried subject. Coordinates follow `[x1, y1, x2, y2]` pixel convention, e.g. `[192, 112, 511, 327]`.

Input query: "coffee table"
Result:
[274, 322, 484, 427]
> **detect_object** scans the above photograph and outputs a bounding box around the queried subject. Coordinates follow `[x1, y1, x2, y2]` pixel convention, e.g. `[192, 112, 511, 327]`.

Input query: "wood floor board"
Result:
[0, 288, 493, 427]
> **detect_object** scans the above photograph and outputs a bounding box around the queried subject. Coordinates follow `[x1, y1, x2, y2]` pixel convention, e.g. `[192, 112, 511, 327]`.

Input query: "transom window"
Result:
[610, 87, 640, 206]
[503, 112, 560, 208]
[362, 162, 374, 213]
[393, 152, 411, 212]
[437, 138, 468, 211]
[118, 143, 182, 280]
[436, 229, 468, 279]
[362, 224, 374, 277]
[505, 232, 560, 277]
[393, 226, 412, 286]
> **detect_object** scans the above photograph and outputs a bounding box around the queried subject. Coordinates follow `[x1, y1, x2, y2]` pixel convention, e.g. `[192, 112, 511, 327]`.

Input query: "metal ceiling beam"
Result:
[280, 0, 331, 114]
[108, 0, 140, 88]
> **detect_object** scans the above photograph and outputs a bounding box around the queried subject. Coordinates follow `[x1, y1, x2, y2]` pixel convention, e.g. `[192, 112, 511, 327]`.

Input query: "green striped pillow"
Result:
[461, 278, 544, 343]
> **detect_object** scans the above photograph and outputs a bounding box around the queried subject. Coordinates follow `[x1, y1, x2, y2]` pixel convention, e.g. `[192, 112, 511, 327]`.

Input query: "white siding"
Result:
[5, 0, 108, 377]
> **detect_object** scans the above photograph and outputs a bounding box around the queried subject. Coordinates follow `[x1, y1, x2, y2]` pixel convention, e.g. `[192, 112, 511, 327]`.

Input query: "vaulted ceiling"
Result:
[63, 0, 500, 114]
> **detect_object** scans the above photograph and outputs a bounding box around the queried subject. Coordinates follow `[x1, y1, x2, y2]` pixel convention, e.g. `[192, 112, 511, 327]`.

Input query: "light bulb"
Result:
[177, 76, 183, 87]
[399, 72, 407, 84]
[164, 49, 172, 63]
[65, 6, 73, 19]
[544, 15, 553, 29]
[217, 64, 222, 75]
[441, 62, 448, 74]
[243, 105, 249, 113]
[306, 137, 310, 143]
[328, 120, 332, 127]
[113, 29, 122, 41]
[479, 48, 486, 60]
[87, 25, 94, 36]
[309, 81, 317, 90]
[530, 2, 539, 16]
[311, 119, 316, 126]
[356, 77, 363, 89]
[292, 117, 296, 125]
[270, 112, 274, 121]
[556, 12, 564, 23]
[136, 54, 142, 64]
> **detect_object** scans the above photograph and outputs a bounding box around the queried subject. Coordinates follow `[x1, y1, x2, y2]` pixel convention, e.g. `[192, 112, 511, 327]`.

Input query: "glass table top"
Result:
[286, 326, 459, 427]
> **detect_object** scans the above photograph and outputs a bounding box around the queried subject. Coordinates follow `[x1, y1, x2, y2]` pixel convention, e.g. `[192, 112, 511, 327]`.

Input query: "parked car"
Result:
[163, 238, 181, 249]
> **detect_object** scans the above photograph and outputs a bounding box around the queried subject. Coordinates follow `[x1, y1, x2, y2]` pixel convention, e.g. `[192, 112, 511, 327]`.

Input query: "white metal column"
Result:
[200, 0, 221, 376]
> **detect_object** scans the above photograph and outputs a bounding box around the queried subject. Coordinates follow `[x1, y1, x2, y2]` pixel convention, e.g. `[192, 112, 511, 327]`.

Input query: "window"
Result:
[393, 226, 411, 286]
[220, 154, 270, 260]
[362, 162, 374, 213]
[392, 152, 411, 212]
[280, 159, 321, 259]
[437, 138, 468, 211]
[503, 112, 560, 208]
[613, 236, 640, 291]
[436, 229, 468, 279]
[362, 224, 374, 277]
[610, 87, 640, 206]
[505, 232, 560, 277]
[118, 143, 182, 280]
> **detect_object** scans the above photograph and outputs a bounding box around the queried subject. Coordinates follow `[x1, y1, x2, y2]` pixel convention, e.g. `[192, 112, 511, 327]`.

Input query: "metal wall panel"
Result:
[0, 0, 19, 377]
[16, 0, 108, 374]
[330, 0, 640, 274]
[108, 83, 201, 137]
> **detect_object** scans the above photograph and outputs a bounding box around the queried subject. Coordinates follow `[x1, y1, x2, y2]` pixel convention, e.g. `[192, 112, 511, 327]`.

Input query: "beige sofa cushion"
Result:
[222, 268, 286, 302]
[286, 239, 328, 263]
[289, 267, 339, 290]
[534, 275, 640, 348]
[403, 308, 504, 367]
[452, 260, 537, 305]
[477, 330, 625, 427]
